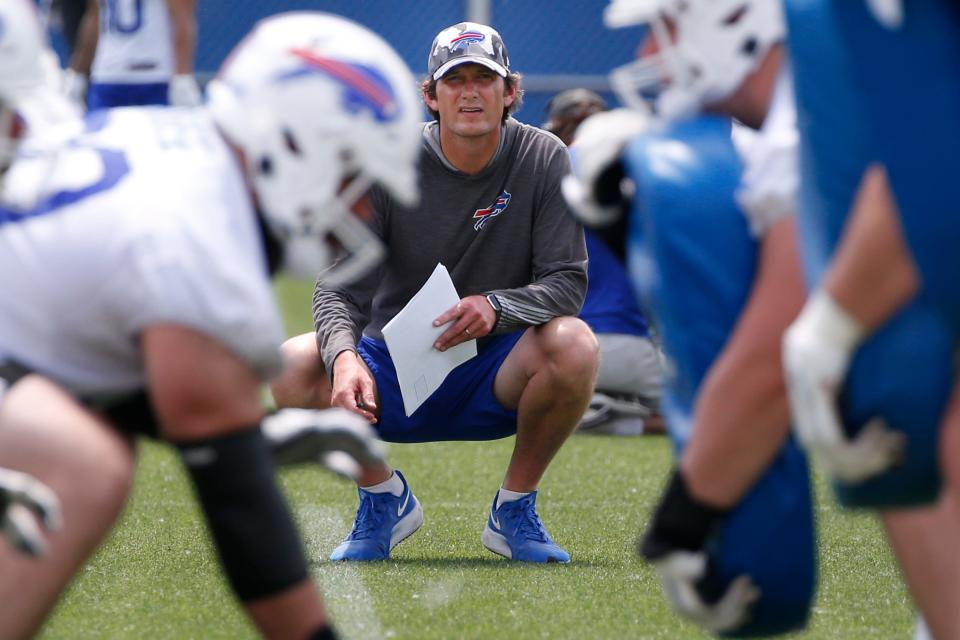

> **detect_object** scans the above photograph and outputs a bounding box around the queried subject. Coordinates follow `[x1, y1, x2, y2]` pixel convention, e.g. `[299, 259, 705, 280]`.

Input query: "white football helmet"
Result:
[605, 0, 784, 120]
[206, 12, 422, 283]
[0, 0, 80, 177]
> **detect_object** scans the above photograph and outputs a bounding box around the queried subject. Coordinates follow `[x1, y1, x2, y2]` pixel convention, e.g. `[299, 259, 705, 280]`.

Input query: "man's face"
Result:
[425, 63, 516, 139]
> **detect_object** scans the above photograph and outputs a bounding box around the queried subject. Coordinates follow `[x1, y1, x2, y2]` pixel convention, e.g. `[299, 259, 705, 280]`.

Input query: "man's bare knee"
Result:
[272, 332, 330, 409]
[539, 317, 600, 389]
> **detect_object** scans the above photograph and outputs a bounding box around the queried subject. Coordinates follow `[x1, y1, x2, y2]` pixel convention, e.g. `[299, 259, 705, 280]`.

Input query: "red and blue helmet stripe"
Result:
[276, 48, 400, 123]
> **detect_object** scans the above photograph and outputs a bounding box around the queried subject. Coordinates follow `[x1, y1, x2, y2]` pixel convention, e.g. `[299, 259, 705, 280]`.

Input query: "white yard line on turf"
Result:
[297, 505, 388, 640]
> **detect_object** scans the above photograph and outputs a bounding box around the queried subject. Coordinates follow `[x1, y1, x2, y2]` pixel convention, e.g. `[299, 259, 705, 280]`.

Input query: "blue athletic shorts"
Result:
[357, 332, 524, 443]
[87, 82, 169, 111]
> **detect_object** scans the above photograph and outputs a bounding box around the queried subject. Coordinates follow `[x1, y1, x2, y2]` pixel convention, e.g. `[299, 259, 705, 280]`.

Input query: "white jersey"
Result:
[91, 0, 174, 84]
[0, 108, 285, 403]
[731, 66, 799, 238]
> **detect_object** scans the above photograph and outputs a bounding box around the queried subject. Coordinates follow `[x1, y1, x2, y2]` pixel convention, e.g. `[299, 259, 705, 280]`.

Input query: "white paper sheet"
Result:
[382, 263, 478, 417]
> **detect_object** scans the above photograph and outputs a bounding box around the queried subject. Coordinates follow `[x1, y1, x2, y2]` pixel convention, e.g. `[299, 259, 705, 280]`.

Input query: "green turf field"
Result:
[38, 278, 916, 639]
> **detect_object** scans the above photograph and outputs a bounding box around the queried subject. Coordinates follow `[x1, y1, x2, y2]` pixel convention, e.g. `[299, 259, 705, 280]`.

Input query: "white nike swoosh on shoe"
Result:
[397, 490, 411, 517]
[490, 510, 501, 530]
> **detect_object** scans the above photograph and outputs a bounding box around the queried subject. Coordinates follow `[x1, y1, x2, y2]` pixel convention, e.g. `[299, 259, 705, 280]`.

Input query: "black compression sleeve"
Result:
[175, 427, 309, 601]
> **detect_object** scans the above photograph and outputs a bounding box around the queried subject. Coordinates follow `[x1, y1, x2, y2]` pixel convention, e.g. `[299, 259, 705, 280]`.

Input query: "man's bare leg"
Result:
[494, 317, 599, 492]
[0, 376, 136, 639]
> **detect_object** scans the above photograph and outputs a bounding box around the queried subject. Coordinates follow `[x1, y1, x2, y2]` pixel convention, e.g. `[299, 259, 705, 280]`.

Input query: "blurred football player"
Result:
[567, 0, 960, 636]
[585, 1, 813, 633]
[0, 0, 78, 559]
[783, 1, 960, 637]
[63, 0, 201, 110]
[0, 12, 420, 638]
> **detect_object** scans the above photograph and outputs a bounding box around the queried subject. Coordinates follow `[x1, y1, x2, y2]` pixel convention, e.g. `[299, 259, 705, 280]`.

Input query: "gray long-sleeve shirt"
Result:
[313, 118, 588, 374]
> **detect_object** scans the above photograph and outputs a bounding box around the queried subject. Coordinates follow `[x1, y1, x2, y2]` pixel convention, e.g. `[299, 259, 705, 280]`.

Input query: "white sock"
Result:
[363, 471, 404, 497]
[497, 487, 531, 509]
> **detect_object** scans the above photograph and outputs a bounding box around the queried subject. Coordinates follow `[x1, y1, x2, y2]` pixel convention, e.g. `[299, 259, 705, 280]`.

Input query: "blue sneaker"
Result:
[481, 491, 570, 563]
[330, 470, 423, 561]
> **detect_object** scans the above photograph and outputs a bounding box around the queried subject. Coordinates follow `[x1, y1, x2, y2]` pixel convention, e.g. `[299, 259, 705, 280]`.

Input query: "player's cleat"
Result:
[481, 491, 570, 563]
[329, 470, 423, 561]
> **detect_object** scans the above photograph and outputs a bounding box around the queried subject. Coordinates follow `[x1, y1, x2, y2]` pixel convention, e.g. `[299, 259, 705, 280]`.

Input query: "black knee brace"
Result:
[175, 427, 308, 601]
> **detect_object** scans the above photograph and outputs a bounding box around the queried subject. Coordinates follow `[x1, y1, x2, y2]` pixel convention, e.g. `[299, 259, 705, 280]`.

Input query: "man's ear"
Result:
[423, 90, 439, 112]
[503, 82, 517, 108]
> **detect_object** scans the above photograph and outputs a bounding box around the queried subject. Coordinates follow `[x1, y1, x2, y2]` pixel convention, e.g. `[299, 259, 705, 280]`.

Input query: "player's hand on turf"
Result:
[639, 469, 758, 633]
[331, 351, 378, 424]
[650, 551, 760, 633]
[433, 295, 495, 351]
[783, 293, 904, 484]
[263, 408, 386, 480]
[0, 468, 62, 557]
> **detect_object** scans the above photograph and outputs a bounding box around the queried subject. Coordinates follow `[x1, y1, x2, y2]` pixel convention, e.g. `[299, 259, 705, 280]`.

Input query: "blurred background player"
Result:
[569, 0, 814, 633]
[63, 0, 201, 111]
[0, 0, 79, 561]
[783, 1, 960, 638]
[0, 11, 421, 638]
[575, 1, 960, 637]
[544, 89, 665, 436]
[272, 21, 598, 565]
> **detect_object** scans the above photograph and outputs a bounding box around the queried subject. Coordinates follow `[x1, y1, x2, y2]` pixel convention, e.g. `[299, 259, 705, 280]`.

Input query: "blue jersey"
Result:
[578, 229, 650, 337]
[622, 116, 814, 636]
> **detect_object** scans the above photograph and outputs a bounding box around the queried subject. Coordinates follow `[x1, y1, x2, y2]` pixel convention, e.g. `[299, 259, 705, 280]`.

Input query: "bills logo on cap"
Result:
[279, 48, 400, 123]
[450, 31, 485, 51]
[473, 190, 511, 231]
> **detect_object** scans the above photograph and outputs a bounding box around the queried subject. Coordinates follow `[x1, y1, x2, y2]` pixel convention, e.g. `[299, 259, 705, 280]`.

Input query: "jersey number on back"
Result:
[102, 0, 143, 34]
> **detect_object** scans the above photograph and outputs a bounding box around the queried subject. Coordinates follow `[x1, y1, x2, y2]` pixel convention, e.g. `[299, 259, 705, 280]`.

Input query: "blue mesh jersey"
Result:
[578, 229, 650, 337]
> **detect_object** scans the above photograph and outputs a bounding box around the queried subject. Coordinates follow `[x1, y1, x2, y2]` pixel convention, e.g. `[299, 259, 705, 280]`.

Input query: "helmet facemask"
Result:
[607, 0, 784, 120]
[206, 12, 421, 285]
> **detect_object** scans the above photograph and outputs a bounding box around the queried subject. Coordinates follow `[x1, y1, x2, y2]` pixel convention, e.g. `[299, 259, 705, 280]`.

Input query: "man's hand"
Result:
[0, 468, 62, 557]
[783, 291, 904, 483]
[640, 469, 758, 633]
[263, 408, 386, 480]
[331, 351, 378, 423]
[432, 295, 496, 352]
[650, 551, 760, 633]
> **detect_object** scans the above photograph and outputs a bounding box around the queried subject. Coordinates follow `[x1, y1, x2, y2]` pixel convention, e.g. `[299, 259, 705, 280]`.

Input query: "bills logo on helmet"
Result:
[472, 190, 511, 231]
[279, 48, 400, 122]
[450, 31, 485, 51]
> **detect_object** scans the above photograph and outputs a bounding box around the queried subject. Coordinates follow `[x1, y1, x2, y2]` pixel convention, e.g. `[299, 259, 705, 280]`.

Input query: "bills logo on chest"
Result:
[472, 190, 511, 231]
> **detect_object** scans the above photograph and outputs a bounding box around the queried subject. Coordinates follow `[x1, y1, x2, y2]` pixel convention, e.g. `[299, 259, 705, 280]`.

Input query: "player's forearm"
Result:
[681, 216, 804, 509]
[823, 164, 919, 333]
[680, 346, 792, 509]
[68, 2, 99, 73]
[171, 17, 195, 75]
[167, 0, 196, 74]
